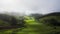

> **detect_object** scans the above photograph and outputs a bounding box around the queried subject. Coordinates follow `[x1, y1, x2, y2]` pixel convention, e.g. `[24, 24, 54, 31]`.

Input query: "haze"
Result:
[0, 0, 60, 15]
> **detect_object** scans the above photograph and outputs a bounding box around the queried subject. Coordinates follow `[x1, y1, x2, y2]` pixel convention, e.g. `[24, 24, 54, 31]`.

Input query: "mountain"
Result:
[40, 12, 60, 18]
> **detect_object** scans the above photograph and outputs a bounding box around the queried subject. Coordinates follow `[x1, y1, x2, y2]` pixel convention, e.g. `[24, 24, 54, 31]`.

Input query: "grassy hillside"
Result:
[0, 12, 60, 34]
[0, 20, 55, 34]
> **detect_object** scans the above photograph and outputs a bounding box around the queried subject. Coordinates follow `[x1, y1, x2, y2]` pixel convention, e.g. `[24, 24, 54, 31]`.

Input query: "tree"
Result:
[40, 12, 60, 27]
[0, 14, 26, 27]
[10, 17, 17, 26]
[43, 18, 60, 27]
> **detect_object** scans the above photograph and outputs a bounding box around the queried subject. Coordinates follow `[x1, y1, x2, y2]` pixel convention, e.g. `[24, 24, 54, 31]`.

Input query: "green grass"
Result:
[0, 21, 60, 34]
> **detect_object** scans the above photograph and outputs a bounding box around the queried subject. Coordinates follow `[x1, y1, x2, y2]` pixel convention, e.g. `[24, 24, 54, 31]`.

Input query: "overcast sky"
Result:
[0, 0, 60, 15]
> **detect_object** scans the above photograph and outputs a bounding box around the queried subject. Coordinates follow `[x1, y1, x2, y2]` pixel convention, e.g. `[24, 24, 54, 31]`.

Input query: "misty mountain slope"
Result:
[41, 12, 60, 18]
[39, 12, 60, 30]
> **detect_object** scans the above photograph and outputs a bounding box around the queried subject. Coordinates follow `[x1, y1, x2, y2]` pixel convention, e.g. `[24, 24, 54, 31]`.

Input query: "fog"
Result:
[0, 0, 60, 15]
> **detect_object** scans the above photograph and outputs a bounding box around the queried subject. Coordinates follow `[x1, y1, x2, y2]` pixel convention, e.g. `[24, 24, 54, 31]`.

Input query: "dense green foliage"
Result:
[0, 14, 26, 28]
[39, 16, 60, 26]
[0, 12, 60, 34]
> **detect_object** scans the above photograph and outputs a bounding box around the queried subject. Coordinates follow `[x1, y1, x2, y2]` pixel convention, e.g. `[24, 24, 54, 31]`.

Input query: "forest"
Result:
[0, 12, 60, 34]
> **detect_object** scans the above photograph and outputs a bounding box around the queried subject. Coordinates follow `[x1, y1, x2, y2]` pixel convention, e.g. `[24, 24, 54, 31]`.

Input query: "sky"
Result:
[0, 0, 60, 15]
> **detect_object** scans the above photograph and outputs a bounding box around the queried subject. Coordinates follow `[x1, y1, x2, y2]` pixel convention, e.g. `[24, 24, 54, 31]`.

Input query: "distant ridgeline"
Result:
[0, 14, 14, 22]
[0, 14, 27, 29]
[40, 12, 60, 18]
[0, 14, 18, 26]
[39, 12, 60, 26]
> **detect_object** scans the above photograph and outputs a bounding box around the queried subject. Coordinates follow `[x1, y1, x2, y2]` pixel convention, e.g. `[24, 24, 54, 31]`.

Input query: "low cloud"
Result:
[0, 0, 60, 15]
